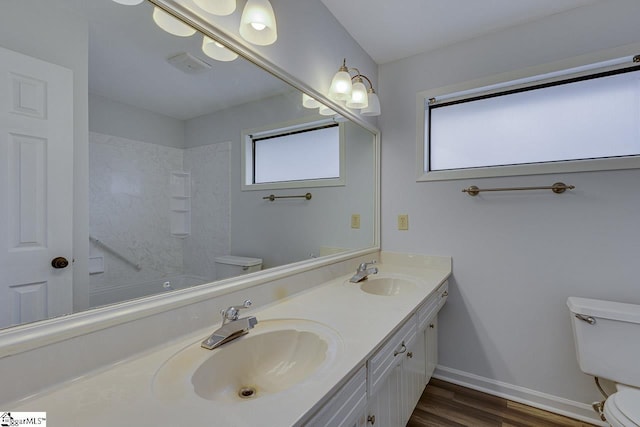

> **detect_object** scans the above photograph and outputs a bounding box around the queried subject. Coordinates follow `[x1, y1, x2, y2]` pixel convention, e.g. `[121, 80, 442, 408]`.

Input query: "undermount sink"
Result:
[152, 319, 342, 403]
[359, 277, 417, 296]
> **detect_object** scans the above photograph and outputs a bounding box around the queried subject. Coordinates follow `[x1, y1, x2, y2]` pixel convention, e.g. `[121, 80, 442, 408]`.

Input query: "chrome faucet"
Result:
[349, 260, 378, 283]
[201, 300, 258, 350]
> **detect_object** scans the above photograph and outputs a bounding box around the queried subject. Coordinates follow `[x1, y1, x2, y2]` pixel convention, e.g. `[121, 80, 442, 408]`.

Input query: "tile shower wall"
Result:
[89, 132, 231, 299]
[89, 132, 185, 293]
[183, 142, 231, 281]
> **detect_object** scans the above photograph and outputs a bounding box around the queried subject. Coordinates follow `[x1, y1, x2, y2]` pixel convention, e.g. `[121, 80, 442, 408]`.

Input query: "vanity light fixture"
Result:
[202, 36, 239, 62]
[305, 58, 381, 117]
[152, 6, 197, 37]
[112, 0, 144, 4]
[193, 0, 236, 16]
[239, 0, 278, 46]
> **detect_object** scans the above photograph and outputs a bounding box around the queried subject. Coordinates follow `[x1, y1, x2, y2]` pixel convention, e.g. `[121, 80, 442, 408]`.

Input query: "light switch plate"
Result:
[351, 214, 361, 229]
[398, 214, 409, 230]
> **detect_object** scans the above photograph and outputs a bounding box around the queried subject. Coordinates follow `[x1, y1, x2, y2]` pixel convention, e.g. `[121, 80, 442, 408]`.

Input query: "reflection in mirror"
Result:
[0, 0, 376, 329]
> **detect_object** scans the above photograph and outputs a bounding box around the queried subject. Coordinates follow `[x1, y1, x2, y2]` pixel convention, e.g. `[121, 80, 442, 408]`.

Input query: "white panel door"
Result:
[0, 46, 74, 328]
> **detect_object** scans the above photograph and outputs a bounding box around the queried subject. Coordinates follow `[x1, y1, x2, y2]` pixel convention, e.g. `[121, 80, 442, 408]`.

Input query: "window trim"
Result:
[416, 53, 640, 182]
[242, 116, 346, 191]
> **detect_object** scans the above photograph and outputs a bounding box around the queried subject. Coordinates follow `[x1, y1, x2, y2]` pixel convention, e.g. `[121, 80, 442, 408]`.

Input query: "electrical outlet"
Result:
[398, 214, 409, 230]
[351, 214, 361, 229]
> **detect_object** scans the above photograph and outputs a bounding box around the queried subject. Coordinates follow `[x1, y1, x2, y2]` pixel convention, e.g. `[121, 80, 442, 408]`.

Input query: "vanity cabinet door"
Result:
[303, 366, 367, 427]
[425, 316, 438, 382]
[403, 324, 427, 420]
[366, 358, 403, 427]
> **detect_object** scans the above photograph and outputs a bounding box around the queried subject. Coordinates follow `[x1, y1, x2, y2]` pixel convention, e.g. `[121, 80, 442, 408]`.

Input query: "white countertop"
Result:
[13, 261, 450, 426]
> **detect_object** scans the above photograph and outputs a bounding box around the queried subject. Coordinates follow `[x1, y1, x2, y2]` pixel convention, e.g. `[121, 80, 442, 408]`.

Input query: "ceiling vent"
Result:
[167, 52, 212, 74]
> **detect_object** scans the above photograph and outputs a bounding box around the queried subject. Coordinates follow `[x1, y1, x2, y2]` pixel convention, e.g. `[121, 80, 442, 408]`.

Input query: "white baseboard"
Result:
[433, 365, 607, 426]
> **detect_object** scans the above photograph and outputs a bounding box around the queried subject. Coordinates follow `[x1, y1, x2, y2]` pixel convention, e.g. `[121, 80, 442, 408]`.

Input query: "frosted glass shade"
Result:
[202, 36, 238, 62]
[112, 0, 144, 5]
[302, 93, 321, 109]
[346, 80, 368, 109]
[328, 70, 352, 101]
[361, 92, 381, 116]
[319, 104, 337, 116]
[239, 0, 278, 46]
[152, 7, 196, 37]
[194, 0, 236, 15]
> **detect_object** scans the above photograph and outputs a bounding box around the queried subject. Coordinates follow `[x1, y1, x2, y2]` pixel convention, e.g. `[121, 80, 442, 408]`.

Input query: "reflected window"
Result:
[243, 119, 345, 190]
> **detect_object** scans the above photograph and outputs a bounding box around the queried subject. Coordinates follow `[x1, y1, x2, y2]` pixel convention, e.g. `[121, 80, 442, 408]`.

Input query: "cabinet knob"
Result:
[429, 323, 435, 328]
[367, 415, 376, 425]
[441, 290, 448, 297]
[407, 351, 413, 358]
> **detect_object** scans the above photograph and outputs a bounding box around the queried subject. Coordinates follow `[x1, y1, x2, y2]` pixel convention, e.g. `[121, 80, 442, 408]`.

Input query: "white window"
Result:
[418, 56, 640, 181]
[242, 119, 345, 190]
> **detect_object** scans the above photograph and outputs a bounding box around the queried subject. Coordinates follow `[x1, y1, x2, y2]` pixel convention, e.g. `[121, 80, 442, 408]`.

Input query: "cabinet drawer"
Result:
[417, 281, 448, 330]
[367, 316, 416, 397]
[304, 366, 367, 427]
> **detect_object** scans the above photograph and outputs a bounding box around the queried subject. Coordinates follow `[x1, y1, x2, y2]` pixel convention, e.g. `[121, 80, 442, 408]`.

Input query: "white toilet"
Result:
[567, 297, 640, 426]
[214, 255, 263, 280]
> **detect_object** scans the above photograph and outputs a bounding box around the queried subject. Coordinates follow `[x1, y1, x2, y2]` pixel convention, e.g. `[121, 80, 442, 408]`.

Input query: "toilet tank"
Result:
[214, 255, 262, 280]
[567, 297, 640, 387]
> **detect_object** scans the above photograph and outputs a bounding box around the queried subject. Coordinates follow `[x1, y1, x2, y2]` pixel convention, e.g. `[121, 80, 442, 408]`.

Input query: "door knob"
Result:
[51, 257, 69, 269]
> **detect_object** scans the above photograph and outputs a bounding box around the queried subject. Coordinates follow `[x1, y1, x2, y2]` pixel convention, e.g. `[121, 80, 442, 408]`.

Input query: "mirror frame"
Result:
[0, 0, 380, 358]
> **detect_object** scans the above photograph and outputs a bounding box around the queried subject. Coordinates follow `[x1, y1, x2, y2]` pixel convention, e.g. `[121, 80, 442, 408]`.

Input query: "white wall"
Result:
[378, 0, 640, 419]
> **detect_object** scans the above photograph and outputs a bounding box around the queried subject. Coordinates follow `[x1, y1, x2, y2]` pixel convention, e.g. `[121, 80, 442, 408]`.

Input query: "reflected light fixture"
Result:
[239, 0, 278, 46]
[202, 36, 238, 62]
[304, 58, 381, 117]
[302, 93, 321, 109]
[194, 0, 236, 16]
[152, 6, 197, 37]
[112, 0, 144, 4]
[319, 104, 337, 116]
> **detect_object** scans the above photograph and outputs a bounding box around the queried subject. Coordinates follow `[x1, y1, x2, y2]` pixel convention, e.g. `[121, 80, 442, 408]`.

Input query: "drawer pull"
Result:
[407, 351, 413, 358]
[394, 341, 407, 356]
[429, 323, 435, 328]
[367, 415, 376, 425]
[441, 290, 448, 298]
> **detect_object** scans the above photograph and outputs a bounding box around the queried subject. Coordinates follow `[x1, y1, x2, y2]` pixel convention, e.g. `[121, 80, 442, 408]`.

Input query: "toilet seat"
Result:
[604, 389, 640, 427]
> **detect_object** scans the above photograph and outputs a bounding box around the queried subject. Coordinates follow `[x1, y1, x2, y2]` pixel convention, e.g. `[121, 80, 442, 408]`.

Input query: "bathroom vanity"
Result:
[5, 253, 450, 426]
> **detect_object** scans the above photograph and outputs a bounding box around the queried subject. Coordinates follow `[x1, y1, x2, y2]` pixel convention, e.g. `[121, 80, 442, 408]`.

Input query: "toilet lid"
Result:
[606, 390, 640, 426]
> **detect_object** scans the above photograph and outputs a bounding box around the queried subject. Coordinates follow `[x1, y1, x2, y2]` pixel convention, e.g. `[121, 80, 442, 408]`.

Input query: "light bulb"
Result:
[319, 104, 337, 116]
[112, 0, 144, 5]
[346, 78, 368, 109]
[328, 67, 352, 101]
[202, 36, 238, 62]
[302, 93, 321, 109]
[361, 90, 381, 116]
[239, 0, 277, 46]
[193, 0, 236, 16]
[152, 7, 196, 37]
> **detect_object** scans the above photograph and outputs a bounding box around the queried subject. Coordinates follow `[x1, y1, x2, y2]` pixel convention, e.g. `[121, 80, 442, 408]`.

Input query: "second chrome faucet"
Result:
[349, 260, 378, 283]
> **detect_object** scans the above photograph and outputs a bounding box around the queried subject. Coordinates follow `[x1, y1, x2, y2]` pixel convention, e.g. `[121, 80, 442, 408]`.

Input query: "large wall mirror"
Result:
[0, 0, 377, 330]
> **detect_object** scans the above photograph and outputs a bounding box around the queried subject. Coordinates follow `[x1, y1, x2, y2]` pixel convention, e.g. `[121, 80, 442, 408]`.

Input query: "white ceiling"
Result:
[58, 0, 291, 120]
[320, 0, 600, 64]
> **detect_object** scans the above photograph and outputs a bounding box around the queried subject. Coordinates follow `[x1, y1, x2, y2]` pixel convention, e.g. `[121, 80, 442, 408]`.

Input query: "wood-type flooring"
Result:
[407, 379, 598, 427]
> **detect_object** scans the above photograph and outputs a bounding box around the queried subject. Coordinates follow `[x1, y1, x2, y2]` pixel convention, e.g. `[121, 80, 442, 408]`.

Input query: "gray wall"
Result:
[378, 0, 640, 419]
[186, 92, 375, 269]
[89, 94, 185, 148]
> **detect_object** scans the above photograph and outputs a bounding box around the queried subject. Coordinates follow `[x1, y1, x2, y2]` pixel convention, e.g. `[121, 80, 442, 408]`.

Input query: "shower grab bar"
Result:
[89, 235, 142, 270]
[462, 182, 574, 196]
[262, 192, 312, 202]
